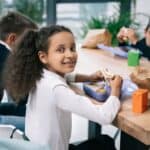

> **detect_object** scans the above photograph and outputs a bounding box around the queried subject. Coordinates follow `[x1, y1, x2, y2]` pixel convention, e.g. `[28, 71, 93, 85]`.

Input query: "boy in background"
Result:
[117, 19, 150, 60]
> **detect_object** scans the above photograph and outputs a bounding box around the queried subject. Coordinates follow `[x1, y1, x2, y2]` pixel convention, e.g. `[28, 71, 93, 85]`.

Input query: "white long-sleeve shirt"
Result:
[25, 69, 120, 150]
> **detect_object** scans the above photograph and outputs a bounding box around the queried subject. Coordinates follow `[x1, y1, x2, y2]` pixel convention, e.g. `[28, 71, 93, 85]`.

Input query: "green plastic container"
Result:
[128, 50, 140, 66]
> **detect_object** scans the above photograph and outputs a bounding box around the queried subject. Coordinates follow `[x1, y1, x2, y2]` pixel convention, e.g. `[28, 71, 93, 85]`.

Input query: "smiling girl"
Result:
[4, 25, 122, 150]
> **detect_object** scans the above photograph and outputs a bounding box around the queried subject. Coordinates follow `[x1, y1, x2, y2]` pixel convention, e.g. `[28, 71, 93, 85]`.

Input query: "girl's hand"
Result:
[89, 70, 104, 82]
[110, 75, 123, 97]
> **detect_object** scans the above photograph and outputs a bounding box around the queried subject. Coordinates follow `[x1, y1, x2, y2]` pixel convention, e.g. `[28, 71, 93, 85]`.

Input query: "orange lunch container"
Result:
[132, 89, 148, 113]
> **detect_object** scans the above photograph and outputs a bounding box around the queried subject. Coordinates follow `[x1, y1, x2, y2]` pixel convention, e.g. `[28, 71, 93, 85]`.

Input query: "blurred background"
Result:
[1, 0, 149, 149]
[0, 0, 149, 42]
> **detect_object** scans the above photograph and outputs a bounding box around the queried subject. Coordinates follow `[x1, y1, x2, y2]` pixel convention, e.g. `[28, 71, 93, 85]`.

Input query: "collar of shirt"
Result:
[0, 40, 11, 52]
[43, 68, 67, 83]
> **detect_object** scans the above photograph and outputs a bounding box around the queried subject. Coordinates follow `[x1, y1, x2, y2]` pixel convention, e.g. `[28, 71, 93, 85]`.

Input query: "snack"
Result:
[123, 36, 128, 41]
[101, 68, 114, 80]
[96, 88, 107, 94]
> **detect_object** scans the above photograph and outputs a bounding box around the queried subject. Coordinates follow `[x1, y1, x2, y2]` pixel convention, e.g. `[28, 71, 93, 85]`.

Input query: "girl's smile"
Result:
[62, 58, 76, 67]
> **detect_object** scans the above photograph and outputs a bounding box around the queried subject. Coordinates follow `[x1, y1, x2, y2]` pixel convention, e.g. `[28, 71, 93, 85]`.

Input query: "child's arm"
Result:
[109, 75, 123, 97]
[66, 70, 104, 83]
[54, 75, 122, 125]
[75, 70, 104, 82]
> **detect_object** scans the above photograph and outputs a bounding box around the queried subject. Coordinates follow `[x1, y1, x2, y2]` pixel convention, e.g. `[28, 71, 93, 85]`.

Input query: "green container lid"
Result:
[128, 50, 140, 66]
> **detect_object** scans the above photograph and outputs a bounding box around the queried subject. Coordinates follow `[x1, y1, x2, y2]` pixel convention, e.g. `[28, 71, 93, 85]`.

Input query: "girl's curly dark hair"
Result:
[3, 25, 72, 103]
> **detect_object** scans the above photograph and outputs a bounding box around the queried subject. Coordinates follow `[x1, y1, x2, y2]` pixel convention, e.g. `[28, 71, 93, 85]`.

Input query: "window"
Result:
[57, 3, 119, 39]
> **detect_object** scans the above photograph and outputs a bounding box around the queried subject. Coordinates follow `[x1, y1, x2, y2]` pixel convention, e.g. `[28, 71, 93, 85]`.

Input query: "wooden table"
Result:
[73, 48, 150, 150]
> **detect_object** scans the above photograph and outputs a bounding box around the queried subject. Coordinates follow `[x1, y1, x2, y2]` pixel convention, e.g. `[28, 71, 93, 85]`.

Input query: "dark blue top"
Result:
[0, 43, 10, 101]
[119, 38, 150, 60]
[0, 43, 27, 116]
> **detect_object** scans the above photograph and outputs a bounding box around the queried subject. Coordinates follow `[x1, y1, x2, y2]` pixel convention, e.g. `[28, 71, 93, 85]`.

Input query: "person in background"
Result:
[0, 11, 38, 101]
[4, 25, 122, 150]
[130, 67, 150, 90]
[117, 19, 150, 60]
[0, 11, 38, 131]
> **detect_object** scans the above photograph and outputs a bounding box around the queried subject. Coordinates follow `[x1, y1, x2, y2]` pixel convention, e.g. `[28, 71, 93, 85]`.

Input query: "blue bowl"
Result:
[83, 79, 138, 102]
[83, 82, 111, 102]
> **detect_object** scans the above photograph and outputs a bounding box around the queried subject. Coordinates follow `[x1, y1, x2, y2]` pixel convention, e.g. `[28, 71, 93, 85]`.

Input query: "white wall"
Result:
[134, 0, 150, 36]
[136, 0, 150, 16]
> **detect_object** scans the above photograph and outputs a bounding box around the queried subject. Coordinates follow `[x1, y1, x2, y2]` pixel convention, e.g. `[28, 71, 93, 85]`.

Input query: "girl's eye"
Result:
[57, 47, 65, 53]
[71, 46, 76, 52]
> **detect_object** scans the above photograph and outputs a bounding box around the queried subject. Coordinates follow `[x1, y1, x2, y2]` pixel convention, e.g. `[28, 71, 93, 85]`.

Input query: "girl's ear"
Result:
[6, 33, 17, 45]
[38, 51, 48, 64]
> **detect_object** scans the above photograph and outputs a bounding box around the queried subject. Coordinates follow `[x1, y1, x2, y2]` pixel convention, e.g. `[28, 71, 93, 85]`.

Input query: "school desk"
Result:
[72, 47, 150, 150]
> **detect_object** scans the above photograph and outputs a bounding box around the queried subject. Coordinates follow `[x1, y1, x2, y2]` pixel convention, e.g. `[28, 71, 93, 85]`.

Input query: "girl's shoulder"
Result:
[39, 71, 68, 89]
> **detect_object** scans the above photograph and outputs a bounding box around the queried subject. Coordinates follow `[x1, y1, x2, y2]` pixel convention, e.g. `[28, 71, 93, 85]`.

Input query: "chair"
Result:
[0, 124, 50, 149]
[0, 138, 50, 150]
[0, 124, 24, 139]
